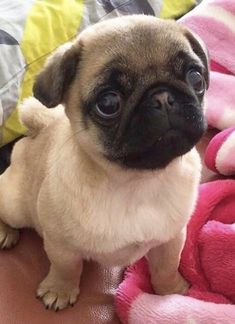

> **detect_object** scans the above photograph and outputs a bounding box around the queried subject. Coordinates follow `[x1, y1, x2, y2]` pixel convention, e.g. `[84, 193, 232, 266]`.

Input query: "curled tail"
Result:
[19, 97, 64, 136]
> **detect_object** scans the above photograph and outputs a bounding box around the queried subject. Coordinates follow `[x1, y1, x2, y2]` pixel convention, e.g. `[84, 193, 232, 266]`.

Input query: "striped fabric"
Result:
[161, 0, 195, 18]
[0, 0, 84, 145]
[0, 0, 197, 147]
[0, 1, 36, 144]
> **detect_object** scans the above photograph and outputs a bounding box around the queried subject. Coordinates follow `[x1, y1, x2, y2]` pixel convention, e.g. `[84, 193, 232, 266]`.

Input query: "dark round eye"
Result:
[186, 70, 205, 95]
[96, 91, 121, 119]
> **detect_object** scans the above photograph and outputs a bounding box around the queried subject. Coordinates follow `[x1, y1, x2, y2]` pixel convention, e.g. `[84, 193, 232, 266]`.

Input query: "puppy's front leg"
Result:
[37, 236, 83, 311]
[146, 229, 188, 295]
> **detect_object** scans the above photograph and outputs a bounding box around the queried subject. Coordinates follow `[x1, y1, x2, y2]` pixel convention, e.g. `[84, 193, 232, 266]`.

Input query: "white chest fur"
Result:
[38, 148, 201, 264]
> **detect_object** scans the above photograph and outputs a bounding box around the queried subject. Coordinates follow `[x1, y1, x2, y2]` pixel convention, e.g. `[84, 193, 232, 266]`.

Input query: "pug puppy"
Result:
[0, 15, 208, 311]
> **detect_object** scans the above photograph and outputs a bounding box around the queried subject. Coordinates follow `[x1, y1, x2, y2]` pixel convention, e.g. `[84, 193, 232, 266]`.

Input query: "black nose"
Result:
[151, 91, 175, 109]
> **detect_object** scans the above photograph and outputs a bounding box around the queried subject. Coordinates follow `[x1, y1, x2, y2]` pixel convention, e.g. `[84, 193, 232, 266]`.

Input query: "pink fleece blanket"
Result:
[181, 0, 235, 130]
[115, 1, 235, 322]
[115, 181, 235, 323]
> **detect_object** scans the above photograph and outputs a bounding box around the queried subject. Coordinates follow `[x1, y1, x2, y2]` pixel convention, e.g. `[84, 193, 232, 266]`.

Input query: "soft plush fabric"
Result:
[205, 127, 235, 175]
[181, 0, 235, 177]
[115, 180, 235, 324]
[0, 0, 198, 147]
[180, 0, 235, 130]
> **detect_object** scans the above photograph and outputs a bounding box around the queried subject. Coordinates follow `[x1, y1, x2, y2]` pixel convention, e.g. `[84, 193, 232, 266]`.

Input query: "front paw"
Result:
[152, 271, 189, 296]
[37, 276, 79, 311]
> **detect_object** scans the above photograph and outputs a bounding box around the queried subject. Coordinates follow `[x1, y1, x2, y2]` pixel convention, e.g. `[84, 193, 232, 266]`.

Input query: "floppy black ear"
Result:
[184, 30, 210, 89]
[33, 43, 80, 108]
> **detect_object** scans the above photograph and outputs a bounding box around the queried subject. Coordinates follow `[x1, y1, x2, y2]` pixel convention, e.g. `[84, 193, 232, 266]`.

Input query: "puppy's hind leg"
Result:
[0, 170, 22, 249]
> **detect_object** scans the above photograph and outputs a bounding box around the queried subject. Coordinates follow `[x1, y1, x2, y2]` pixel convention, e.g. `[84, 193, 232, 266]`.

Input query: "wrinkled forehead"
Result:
[81, 19, 191, 64]
[77, 18, 200, 98]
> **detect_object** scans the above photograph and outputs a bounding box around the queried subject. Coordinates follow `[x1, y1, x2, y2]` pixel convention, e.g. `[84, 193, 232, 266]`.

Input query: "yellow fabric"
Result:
[160, 0, 196, 19]
[2, 0, 84, 146]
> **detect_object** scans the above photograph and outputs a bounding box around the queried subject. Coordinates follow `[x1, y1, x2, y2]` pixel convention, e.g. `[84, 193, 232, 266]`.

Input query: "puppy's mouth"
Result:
[100, 91, 207, 170]
[106, 127, 204, 170]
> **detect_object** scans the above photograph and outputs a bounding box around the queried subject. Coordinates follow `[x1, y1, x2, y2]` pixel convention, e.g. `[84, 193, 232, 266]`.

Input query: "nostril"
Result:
[151, 91, 174, 109]
[152, 99, 162, 109]
[167, 93, 175, 106]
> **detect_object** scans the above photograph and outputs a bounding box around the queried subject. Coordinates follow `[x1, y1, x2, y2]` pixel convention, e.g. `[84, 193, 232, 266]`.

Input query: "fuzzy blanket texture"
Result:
[115, 0, 235, 323]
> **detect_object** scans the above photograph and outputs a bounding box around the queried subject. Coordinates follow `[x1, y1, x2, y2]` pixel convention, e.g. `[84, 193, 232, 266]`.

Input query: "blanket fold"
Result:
[180, 0, 235, 130]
